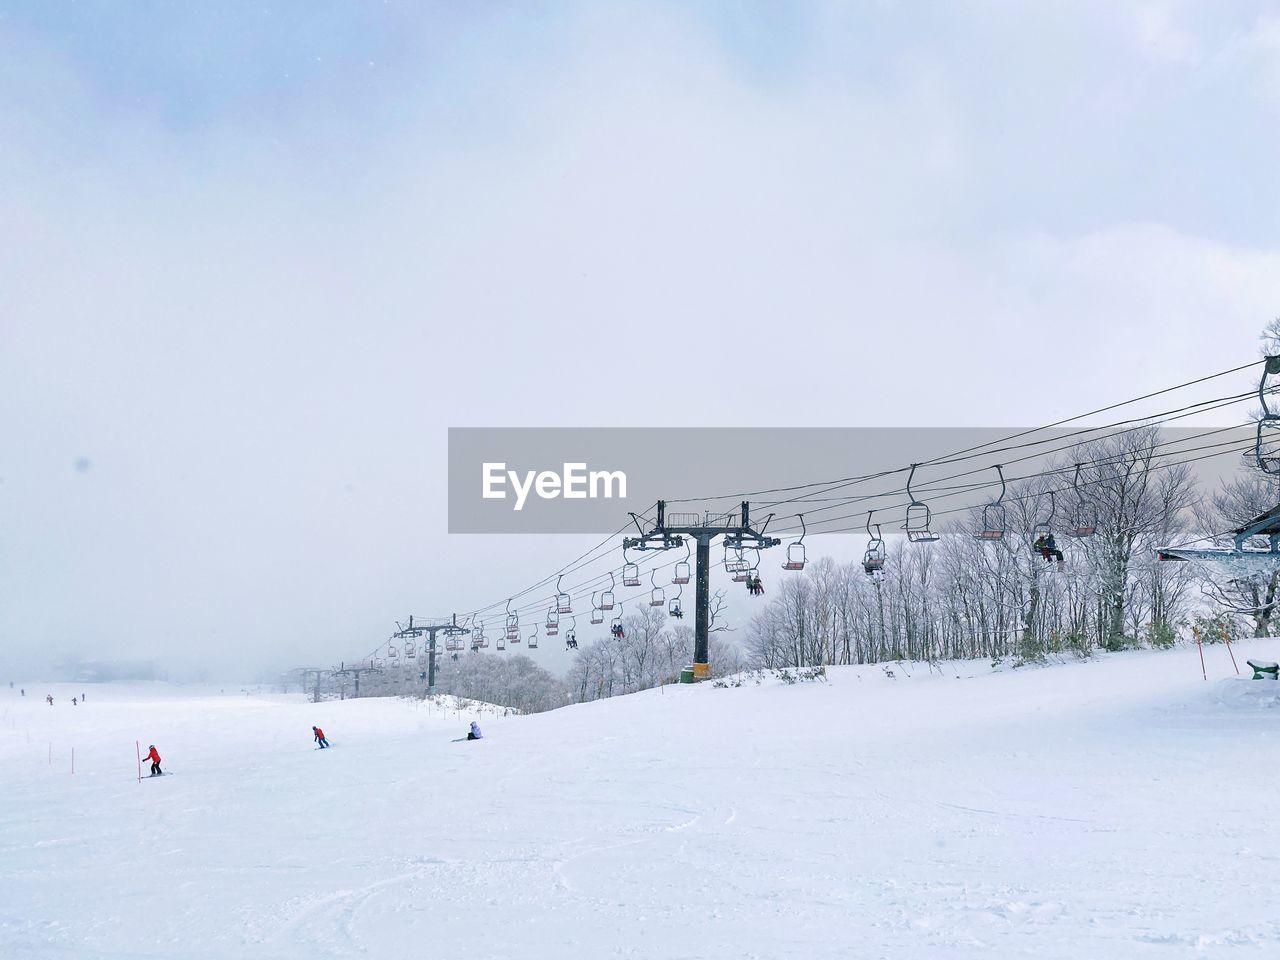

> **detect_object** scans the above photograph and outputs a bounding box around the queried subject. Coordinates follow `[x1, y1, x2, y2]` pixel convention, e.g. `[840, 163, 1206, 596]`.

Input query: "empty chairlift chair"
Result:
[903, 464, 940, 543]
[1067, 464, 1098, 538]
[545, 605, 560, 636]
[673, 543, 691, 585]
[649, 570, 665, 607]
[528, 627, 539, 650]
[555, 575, 572, 614]
[1257, 356, 1280, 474]
[783, 515, 807, 570]
[600, 574, 616, 611]
[974, 466, 1008, 541]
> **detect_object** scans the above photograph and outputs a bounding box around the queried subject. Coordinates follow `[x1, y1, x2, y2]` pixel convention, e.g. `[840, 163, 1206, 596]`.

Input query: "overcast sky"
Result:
[2, 1, 1278, 681]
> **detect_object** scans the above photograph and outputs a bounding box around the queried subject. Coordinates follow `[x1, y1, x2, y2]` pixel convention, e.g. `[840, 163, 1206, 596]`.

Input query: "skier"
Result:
[466, 721, 483, 741]
[46, 694, 53, 706]
[72, 698, 77, 706]
[144, 744, 163, 777]
[312, 726, 329, 749]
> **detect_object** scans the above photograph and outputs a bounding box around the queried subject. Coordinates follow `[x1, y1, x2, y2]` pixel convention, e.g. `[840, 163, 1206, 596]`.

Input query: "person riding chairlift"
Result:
[1034, 533, 1065, 566]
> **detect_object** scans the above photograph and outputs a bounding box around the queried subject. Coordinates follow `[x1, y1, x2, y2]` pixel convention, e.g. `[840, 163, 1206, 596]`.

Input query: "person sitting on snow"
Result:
[466, 721, 483, 741]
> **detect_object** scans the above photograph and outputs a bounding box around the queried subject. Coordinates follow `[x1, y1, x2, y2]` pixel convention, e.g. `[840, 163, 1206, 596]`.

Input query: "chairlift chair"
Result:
[528, 628, 539, 650]
[863, 512, 886, 575]
[545, 605, 559, 631]
[405, 642, 417, 659]
[649, 570, 666, 607]
[590, 605, 604, 625]
[903, 465, 940, 543]
[1066, 464, 1098, 537]
[1032, 491, 1057, 542]
[783, 515, 807, 570]
[473, 620, 488, 648]
[622, 563, 641, 587]
[555, 575, 572, 614]
[673, 542, 691, 584]
[974, 466, 1007, 541]
[669, 597, 683, 618]
[497, 633, 506, 651]
[505, 600, 520, 640]
[600, 573, 616, 610]
[1256, 357, 1280, 474]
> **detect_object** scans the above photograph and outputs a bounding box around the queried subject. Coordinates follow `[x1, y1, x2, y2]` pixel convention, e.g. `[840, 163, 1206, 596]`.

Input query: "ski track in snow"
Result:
[2, 644, 1280, 959]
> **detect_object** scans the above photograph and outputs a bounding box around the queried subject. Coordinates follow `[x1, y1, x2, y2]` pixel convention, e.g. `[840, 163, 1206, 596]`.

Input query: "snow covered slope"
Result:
[3, 643, 1279, 959]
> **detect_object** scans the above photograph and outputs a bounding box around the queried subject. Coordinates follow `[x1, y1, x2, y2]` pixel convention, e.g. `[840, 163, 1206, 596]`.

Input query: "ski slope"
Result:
[2, 643, 1279, 959]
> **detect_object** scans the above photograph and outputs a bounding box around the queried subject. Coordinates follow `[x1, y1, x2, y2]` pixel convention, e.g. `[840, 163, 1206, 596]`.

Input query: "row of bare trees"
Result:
[745, 427, 1279, 669]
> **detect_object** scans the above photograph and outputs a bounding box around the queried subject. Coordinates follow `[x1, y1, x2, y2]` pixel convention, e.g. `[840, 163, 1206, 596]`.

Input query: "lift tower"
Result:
[393, 614, 470, 694]
[624, 500, 779, 681]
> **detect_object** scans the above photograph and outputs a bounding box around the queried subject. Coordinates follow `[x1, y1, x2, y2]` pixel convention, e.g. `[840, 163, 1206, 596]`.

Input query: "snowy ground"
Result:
[2, 642, 1279, 960]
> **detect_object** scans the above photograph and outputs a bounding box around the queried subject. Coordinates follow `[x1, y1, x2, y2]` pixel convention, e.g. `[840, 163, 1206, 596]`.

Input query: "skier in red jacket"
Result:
[312, 726, 329, 749]
[144, 744, 162, 777]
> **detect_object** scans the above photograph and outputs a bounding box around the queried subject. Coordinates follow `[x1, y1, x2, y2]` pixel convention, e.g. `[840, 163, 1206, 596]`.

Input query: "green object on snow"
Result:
[1247, 659, 1279, 680]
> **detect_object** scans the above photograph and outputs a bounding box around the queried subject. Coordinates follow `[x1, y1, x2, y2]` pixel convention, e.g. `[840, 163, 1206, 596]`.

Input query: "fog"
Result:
[1, 2, 1278, 681]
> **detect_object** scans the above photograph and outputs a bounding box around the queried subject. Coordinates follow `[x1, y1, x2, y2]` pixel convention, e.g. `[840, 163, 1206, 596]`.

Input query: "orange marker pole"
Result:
[1219, 625, 1240, 675]
[1193, 628, 1207, 681]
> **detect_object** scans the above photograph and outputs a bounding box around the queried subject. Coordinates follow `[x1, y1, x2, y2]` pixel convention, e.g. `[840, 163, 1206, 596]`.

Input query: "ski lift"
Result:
[545, 604, 560, 633]
[669, 596, 683, 618]
[903, 464, 939, 542]
[590, 592, 604, 625]
[446, 635, 464, 652]
[528, 627, 539, 650]
[509, 627, 521, 645]
[783, 514, 807, 570]
[505, 599, 519, 640]
[974, 465, 1008, 541]
[497, 632, 506, 651]
[1067, 463, 1098, 538]
[723, 543, 747, 573]
[473, 619, 488, 648]
[610, 600, 625, 638]
[863, 511, 886, 575]
[1032, 490, 1057, 541]
[388, 643, 398, 658]
[730, 547, 748, 582]
[600, 573, 616, 610]
[565, 623, 577, 649]
[555, 575, 572, 614]
[649, 569, 666, 607]
[405, 641, 417, 659]
[1257, 356, 1280, 474]
[622, 550, 641, 587]
[672, 541, 691, 585]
